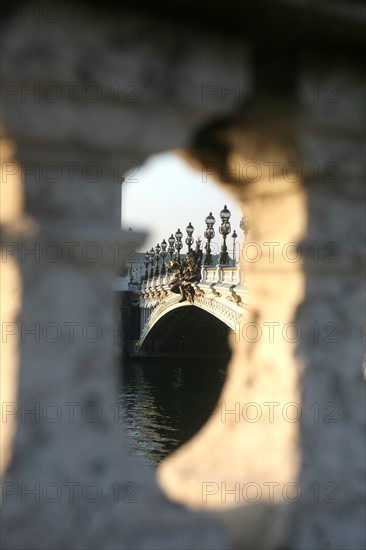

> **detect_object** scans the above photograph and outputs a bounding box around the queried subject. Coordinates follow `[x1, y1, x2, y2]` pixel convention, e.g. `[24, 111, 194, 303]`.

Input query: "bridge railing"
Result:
[201, 266, 217, 283]
[140, 273, 173, 291]
[220, 266, 241, 284]
[201, 266, 241, 285]
[139, 265, 244, 291]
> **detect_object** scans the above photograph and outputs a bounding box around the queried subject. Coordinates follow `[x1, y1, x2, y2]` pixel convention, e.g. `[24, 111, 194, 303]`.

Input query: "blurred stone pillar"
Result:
[159, 103, 307, 550]
[1, 113, 226, 548]
[159, 63, 365, 549]
[0, 131, 35, 476]
[1, 7, 227, 550]
[289, 60, 365, 550]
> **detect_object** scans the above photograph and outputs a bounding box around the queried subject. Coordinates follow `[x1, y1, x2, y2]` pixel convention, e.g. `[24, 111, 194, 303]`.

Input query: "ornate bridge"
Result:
[124, 206, 250, 354]
[137, 264, 249, 349]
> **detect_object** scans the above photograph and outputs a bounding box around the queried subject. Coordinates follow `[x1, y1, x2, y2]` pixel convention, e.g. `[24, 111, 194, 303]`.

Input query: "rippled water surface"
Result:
[120, 357, 228, 469]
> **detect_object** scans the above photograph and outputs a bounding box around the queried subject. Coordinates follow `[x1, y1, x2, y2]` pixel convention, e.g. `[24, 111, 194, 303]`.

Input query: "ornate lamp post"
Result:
[168, 234, 175, 261]
[218, 204, 231, 265]
[149, 247, 155, 279]
[160, 239, 167, 275]
[185, 222, 194, 253]
[175, 228, 183, 261]
[240, 214, 250, 242]
[203, 211, 215, 265]
[154, 243, 161, 277]
[144, 251, 150, 280]
[232, 230, 237, 267]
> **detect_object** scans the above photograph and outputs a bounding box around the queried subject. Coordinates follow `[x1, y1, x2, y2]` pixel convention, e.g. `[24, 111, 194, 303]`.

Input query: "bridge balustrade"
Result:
[218, 266, 240, 284]
[140, 265, 243, 290]
[201, 266, 218, 283]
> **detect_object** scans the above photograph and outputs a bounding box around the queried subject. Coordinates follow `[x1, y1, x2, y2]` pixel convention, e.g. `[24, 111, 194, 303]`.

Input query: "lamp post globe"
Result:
[203, 212, 215, 265]
[218, 205, 231, 265]
[168, 234, 175, 261]
[160, 239, 167, 275]
[220, 204, 231, 221]
[205, 211, 215, 227]
[154, 243, 161, 277]
[175, 228, 183, 261]
[185, 222, 194, 252]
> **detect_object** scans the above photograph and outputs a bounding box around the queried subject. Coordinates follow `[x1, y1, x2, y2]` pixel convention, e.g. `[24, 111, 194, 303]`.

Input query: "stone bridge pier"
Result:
[1, 2, 365, 550]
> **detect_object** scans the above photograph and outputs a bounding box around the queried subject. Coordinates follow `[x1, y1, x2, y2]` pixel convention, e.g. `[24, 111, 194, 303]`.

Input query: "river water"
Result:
[120, 357, 228, 469]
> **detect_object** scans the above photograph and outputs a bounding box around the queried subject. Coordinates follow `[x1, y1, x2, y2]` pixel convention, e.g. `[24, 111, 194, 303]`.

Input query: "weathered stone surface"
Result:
[1, 147, 227, 548]
[1, 8, 234, 548]
[2, 9, 248, 111]
[158, 172, 307, 550]
[159, 67, 365, 549]
[2, 234, 227, 550]
[1, 134, 24, 476]
[2, 9, 248, 159]
[1, 3, 365, 550]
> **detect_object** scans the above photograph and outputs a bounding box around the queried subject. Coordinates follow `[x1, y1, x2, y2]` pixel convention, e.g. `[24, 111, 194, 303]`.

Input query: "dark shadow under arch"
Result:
[139, 305, 232, 358]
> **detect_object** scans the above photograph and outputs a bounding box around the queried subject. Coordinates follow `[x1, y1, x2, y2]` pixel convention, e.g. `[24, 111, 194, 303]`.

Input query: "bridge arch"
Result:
[139, 302, 232, 357]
